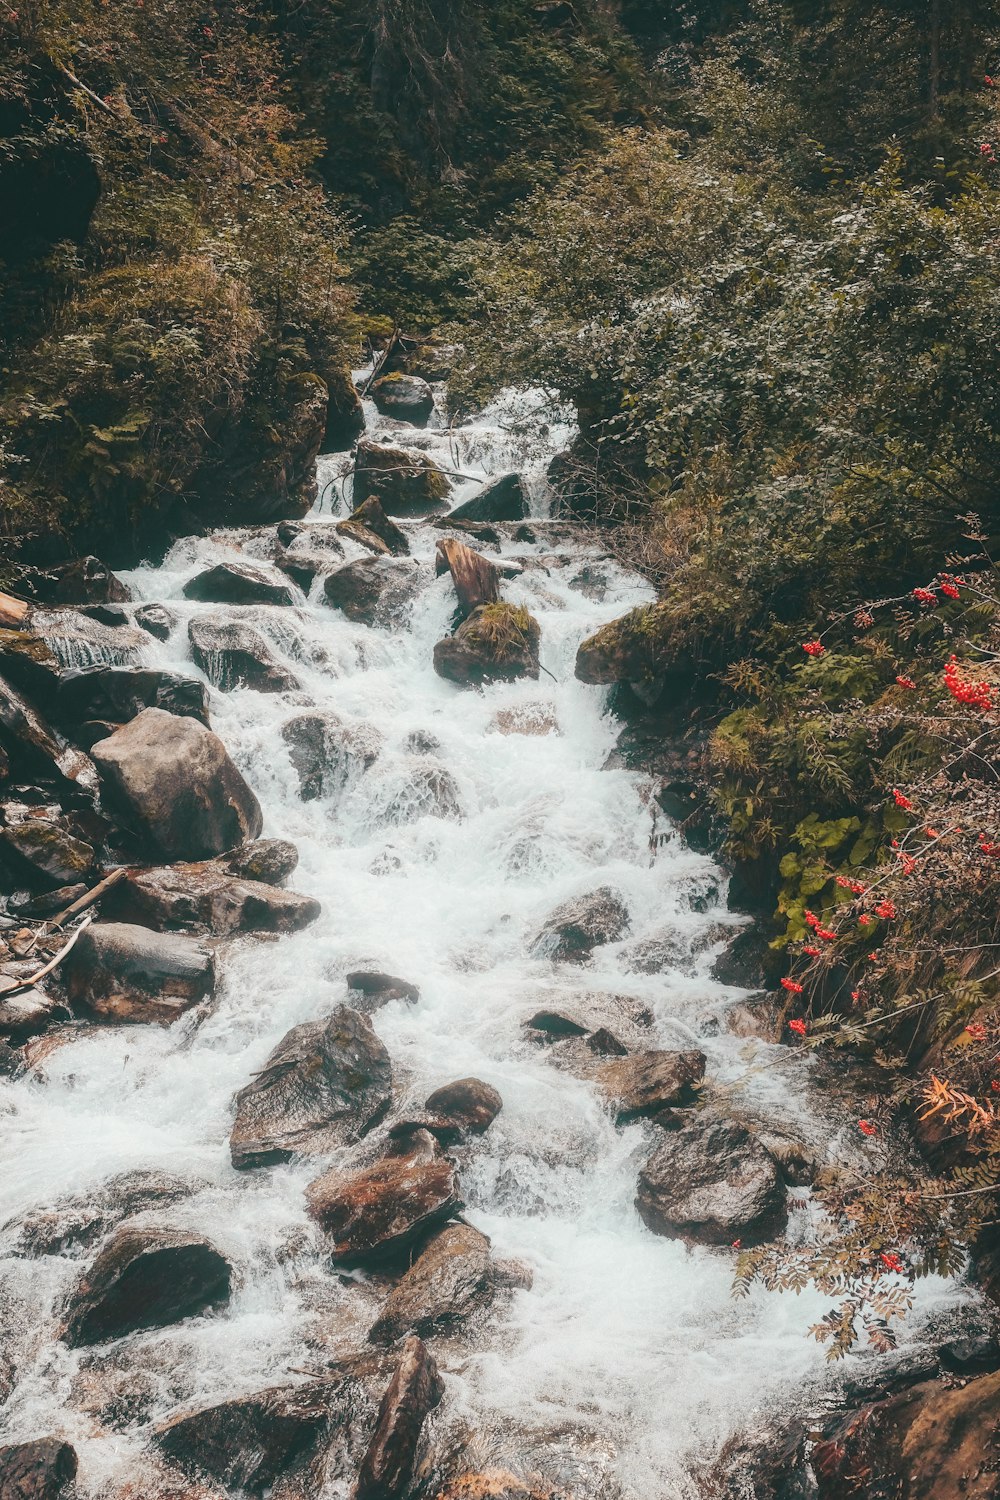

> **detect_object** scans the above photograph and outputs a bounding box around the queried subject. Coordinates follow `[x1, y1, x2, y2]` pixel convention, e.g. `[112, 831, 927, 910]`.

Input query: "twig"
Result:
[45, 868, 128, 931]
[3, 915, 94, 996]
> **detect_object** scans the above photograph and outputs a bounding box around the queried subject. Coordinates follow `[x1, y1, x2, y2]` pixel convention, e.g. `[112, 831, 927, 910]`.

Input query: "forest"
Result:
[3, 2, 1000, 1498]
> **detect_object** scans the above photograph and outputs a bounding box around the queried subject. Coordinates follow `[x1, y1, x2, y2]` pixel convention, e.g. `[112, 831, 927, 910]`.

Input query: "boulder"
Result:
[595, 1049, 706, 1120]
[111, 862, 319, 936]
[13, 1169, 195, 1256]
[0, 820, 95, 889]
[448, 473, 529, 524]
[575, 604, 668, 686]
[63, 922, 215, 1024]
[336, 496, 410, 557]
[28, 556, 131, 606]
[369, 1224, 493, 1344]
[323, 558, 420, 627]
[813, 1368, 1000, 1500]
[282, 711, 381, 800]
[324, 367, 366, 449]
[532, 887, 630, 962]
[0, 1439, 78, 1500]
[356, 1336, 444, 1500]
[183, 560, 295, 607]
[424, 1078, 503, 1136]
[353, 438, 449, 514]
[346, 971, 420, 1010]
[0, 629, 62, 693]
[223, 839, 298, 886]
[188, 613, 299, 693]
[306, 1138, 462, 1266]
[90, 708, 262, 860]
[435, 1472, 553, 1500]
[55, 665, 210, 728]
[0, 985, 61, 1042]
[524, 1009, 589, 1040]
[587, 1026, 628, 1055]
[31, 609, 147, 668]
[435, 538, 501, 617]
[0, 674, 98, 794]
[133, 602, 177, 641]
[63, 1227, 231, 1346]
[276, 528, 345, 590]
[636, 1117, 786, 1245]
[155, 1380, 340, 1494]
[230, 1004, 392, 1169]
[11, 883, 87, 918]
[370, 373, 435, 427]
[433, 604, 541, 686]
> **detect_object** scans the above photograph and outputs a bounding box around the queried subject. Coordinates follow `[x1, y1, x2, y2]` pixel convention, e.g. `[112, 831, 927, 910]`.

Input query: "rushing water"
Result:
[0, 383, 979, 1497]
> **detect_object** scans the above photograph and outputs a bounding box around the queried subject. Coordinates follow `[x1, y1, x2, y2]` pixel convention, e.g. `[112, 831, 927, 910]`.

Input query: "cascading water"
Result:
[0, 381, 979, 1497]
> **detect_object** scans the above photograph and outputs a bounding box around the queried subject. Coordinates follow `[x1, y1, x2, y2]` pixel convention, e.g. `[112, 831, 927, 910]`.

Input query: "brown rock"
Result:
[222, 839, 298, 886]
[306, 1142, 462, 1267]
[346, 971, 420, 1010]
[0, 1438, 78, 1500]
[63, 1227, 231, 1346]
[64, 921, 214, 1024]
[356, 1336, 444, 1500]
[595, 1049, 706, 1121]
[111, 862, 319, 936]
[12, 1169, 195, 1256]
[353, 438, 449, 514]
[91, 709, 262, 860]
[336, 496, 410, 557]
[0, 820, 95, 890]
[323, 558, 420, 627]
[0, 674, 98, 794]
[369, 1224, 493, 1344]
[182, 561, 294, 607]
[424, 1078, 503, 1136]
[230, 1004, 392, 1169]
[636, 1117, 786, 1246]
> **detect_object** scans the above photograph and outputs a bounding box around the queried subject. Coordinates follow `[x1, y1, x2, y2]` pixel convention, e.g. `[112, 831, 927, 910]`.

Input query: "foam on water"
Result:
[0, 387, 977, 1496]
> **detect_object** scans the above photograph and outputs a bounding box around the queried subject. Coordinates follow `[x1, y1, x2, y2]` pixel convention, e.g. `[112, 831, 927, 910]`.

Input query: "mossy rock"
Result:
[433, 603, 541, 686]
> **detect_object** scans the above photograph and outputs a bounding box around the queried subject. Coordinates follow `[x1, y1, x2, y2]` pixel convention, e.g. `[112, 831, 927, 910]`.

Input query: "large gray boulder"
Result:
[636, 1117, 786, 1246]
[281, 711, 381, 801]
[183, 560, 295, 607]
[231, 1004, 392, 1169]
[63, 921, 215, 1023]
[323, 558, 421, 628]
[370, 373, 435, 426]
[63, 1227, 231, 1346]
[448, 473, 529, 523]
[90, 708, 262, 859]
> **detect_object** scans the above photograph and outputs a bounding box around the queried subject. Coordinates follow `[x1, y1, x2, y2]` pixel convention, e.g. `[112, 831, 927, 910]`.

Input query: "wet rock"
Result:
[32, 610, 148, 669]
[636, 1117, 786, 1246]
[56, 666, 210, 729]
[336, 496, 410, 558]
[575, 604, 668, 686]
[133, 603, 177, 642]
[13, 1169, 195, 1256]
[714, 996, 781, 1042]
[346, 971, 420, 1010]
[0, 820, 95, 889]
[183, 560, 295, 607]
[231, 1004, 392, 1169]
[63, 1227, 231, 1346]
[356, 1336, 444, 1500]
[424, 1078, 503, 1136]
[387, 759, 464, 821]
[28, 556, 131, 607]
[188, 613, 299, 693]
[276, 528, 345, 589]
[353, 438, 449, 515]
[0, 1438, 78, 1500]
[113, 862, 320, 936]
[812, 1368, 1000, 1500]
[0, 674, 98, 794]
[223, 838, 298, 886]
[525, 1009, 589, 1040]
[710, 926, 775, 989]
[63, 922, 215, 1024]
[282, 711, 381, 800]
[371, 372, 435, 427]
[433, 604, 541, 686]
[532, 887, 630, 962]
[489, 703, 559, 736]
[90, 708, 262, 860]
[0, 629, 62, 694]
[325, 367, 366, 449]
[323, 558, 420, 627]
[0, 1038, 25, 1077]
[306, 1141, 462, 1267]
[595, 1049, 706, 1121]
[448, 473, 529, 524]
[587, 1026, 628, 1055]
[0, 985, 61, 1042]
[369, 1224, 493, 1344]
[155, 1380, 340, 1493]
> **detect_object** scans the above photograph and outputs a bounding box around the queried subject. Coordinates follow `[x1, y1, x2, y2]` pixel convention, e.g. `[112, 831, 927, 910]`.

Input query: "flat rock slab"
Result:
[64, 921, 215, 1024]
[636, 1117, 786, 1246]
[0, 1438, 78, 1500]
[63, 1227, 231, 1346]
[183, 560, 295, 607]
[306, 1145, 462, 1267]
[369, 1223, 493, 1344]
[155, 1379, 345, 1494]
[112, 862, 319, 936]
[356, 1336, 444, 1500]
[231, 1004, 392, 1169]
[91, 707, 262, 860]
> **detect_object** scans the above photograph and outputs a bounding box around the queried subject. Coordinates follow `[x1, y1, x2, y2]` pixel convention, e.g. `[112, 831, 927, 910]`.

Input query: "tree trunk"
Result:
[435, 537, 501, 616]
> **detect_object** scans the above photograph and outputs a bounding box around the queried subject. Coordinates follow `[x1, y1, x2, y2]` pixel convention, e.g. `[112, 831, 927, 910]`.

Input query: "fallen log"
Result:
[0, 592, 30, 628]
[435, 537, 501, 616]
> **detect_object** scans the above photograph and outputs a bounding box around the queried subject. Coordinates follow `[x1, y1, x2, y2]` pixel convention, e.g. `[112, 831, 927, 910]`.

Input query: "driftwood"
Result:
[435, 538, 501, 616]
[47, 867, 128, 930]
[3, 914, 94, 997]
[0, 591, 29, 628]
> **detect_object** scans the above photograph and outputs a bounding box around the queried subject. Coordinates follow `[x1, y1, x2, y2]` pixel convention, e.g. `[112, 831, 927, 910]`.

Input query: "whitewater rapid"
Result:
[0, 384, 977, 1498]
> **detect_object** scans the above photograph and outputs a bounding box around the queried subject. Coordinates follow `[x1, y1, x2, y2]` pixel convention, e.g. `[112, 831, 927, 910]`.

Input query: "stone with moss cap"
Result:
[575, 603, 671, 685]
[352, 438, 450, 515]
[433, 603, 540, 686]
[371, 372, 435, 426]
